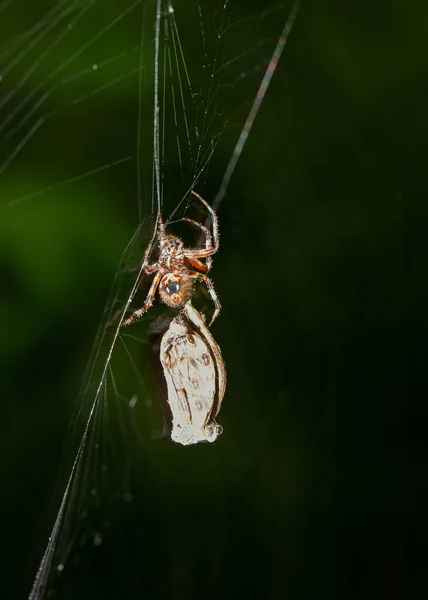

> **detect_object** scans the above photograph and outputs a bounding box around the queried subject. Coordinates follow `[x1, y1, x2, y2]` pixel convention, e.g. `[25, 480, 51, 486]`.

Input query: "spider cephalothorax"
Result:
[122, 191, 220, 327]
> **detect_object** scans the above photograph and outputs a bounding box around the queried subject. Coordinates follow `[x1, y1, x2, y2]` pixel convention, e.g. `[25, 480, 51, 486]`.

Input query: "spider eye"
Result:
[166, 281, 180, 295]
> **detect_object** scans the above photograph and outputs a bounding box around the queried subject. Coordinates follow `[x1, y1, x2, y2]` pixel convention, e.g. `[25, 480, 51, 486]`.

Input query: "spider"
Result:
[121, 190, 221, 328]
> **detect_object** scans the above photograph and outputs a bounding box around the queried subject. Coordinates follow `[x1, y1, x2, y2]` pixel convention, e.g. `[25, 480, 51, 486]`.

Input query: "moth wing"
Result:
[160, 317, 216, 445]
[182, 303, 226, 414]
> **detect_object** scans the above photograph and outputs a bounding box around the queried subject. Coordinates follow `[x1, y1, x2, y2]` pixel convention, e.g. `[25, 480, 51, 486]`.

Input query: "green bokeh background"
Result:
[1, 1, 427, 598]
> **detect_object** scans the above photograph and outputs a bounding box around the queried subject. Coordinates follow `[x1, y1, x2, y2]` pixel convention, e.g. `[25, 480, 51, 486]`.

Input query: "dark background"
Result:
[1, 1, 427, 598]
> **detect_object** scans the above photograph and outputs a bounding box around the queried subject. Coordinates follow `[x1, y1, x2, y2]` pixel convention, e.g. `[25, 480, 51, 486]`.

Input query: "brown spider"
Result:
[122, 190, 220, 327]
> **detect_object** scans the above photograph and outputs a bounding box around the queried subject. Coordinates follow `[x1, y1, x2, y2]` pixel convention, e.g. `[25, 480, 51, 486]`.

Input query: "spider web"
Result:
[0, 1, 299, 597]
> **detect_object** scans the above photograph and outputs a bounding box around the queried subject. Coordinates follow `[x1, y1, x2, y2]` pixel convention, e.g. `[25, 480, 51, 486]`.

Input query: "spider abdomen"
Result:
[159, 273, 195, 308]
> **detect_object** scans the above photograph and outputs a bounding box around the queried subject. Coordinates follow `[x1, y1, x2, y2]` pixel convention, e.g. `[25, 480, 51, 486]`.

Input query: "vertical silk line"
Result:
[153, 0, 162, 212]
[136, 2, 146, 223]
[213, 0, 300, 211]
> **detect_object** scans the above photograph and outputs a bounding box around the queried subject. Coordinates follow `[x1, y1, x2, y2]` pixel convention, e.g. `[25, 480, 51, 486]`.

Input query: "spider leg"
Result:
[107, 215, 164, 329]
[106, 306, 127, 329]
[187, 270, 221, 325]
[181, 217, 212, 246]
[181, 216, 213, 270]
[106, 263, 159, 328]
[157, 210, 166, 236]
[122, 270, 164, 327]
[122, 262, 157, 276]
[125, 214, 161, 278]
[144, 264, 158, 274]
[186, 256, 209, 273]
[191, 190, 219, 252]
[183, 247, 217, 260]
[129, 210, 164, 284]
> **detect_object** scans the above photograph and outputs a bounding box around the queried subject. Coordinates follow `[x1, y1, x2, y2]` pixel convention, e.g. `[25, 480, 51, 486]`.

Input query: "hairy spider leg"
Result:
[186, 255, 210, 272]
[191, 190, 219, 252]
[122, 269, 166, 327]
[187, 270, 221, 325]
[106, 215, 163, 328]
[157, 209, 167, 237]
[181, 217, 213, 271]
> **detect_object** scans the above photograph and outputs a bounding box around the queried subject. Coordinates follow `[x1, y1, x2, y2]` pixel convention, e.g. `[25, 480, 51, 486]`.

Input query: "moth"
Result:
[160, 302, 226, 445]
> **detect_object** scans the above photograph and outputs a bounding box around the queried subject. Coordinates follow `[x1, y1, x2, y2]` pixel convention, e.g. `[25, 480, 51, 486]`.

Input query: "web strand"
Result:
[213, 0, 300, 210]
[152, 0, 162, 213]
[1, 4, 303, 595]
